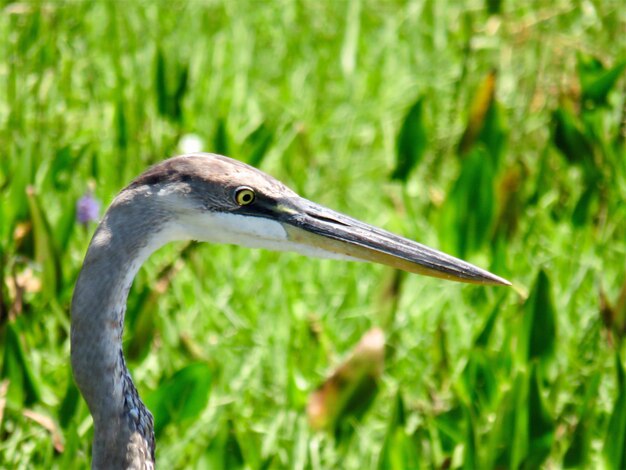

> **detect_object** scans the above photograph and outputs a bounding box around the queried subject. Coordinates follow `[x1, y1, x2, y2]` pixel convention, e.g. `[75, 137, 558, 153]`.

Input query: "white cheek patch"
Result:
[175, 212, 359, 262]
[179, 212, 288, 246]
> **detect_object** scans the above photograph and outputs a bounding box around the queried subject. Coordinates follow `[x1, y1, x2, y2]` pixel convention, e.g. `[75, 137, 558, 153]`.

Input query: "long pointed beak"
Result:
[280, 198, 510, 286]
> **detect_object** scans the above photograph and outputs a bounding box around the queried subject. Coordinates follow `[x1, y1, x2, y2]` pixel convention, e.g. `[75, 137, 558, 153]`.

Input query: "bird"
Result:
[71, 153, 510, 469]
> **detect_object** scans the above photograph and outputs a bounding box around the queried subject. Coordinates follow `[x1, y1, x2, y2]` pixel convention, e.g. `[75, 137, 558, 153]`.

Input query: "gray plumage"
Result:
[71, 154, 300, 468]
[71, 184, 164, 469]
[71, 153, 509, 469]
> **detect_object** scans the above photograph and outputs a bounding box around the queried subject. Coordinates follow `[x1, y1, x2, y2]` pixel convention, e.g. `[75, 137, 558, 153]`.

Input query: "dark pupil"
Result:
[241, 192, 251, 203]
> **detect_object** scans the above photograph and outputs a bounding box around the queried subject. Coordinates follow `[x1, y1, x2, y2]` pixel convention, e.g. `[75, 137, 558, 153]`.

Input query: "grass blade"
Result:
[440, 148, 495, 257]
[521, 270, 556, 365]
[603, 353, 626, 469]
[578, 52, 626, 107]
[551, 106, 595, 166]
[144, 362, 212, 436]
[458, 70, 497, 156]
[1, 321, 41, 407]
[377, 392, 420, 470]
[26, 186, 62, 300]
[525, 364, 554, 468]
[391, 97, 427, 182]
[245, 122, 274, 168]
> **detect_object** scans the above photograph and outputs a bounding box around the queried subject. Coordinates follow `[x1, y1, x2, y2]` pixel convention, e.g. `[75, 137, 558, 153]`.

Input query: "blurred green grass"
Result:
[1, 0, 626, 468]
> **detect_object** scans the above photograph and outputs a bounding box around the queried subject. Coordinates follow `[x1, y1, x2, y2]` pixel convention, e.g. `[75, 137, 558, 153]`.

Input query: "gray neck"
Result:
[71, 187, 176, 469]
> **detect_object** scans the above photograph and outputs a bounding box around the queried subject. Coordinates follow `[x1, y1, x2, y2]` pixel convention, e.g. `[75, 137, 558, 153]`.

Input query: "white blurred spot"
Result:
[178, 134, 205, 154]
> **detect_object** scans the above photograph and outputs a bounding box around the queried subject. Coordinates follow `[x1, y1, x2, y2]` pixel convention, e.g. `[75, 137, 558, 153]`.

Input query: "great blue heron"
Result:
[71, 153, 510, 469]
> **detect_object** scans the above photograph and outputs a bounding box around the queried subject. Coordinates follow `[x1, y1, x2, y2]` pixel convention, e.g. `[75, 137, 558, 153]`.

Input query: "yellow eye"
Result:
[234, 187, 256, 206]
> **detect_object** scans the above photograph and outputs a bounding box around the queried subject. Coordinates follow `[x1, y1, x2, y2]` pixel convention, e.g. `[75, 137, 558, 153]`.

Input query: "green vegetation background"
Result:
[1, 1, 625, 468]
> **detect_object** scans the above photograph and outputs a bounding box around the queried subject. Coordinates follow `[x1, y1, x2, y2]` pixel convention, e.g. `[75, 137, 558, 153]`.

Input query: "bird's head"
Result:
[124, 153, 509, 286]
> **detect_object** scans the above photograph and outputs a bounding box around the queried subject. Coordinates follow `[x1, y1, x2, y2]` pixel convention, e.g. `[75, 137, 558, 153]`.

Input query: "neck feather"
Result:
[71, 188, 177, 469]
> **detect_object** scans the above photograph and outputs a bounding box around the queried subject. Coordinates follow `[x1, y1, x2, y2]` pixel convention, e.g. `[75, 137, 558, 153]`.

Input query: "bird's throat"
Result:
[71, 192, 173, 469]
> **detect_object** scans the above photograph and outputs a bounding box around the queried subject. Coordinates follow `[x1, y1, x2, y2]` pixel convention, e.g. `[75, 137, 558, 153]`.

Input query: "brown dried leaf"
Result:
[23, 408, 64, 453]
[0, 379, 9, 425]
[307, 328, 385, 430]
[458, 70, 497, 156]
[599, 284, 614, 332]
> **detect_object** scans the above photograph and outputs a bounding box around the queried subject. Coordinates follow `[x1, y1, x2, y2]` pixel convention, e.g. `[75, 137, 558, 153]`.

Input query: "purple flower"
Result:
[76, 193, 101, 225]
